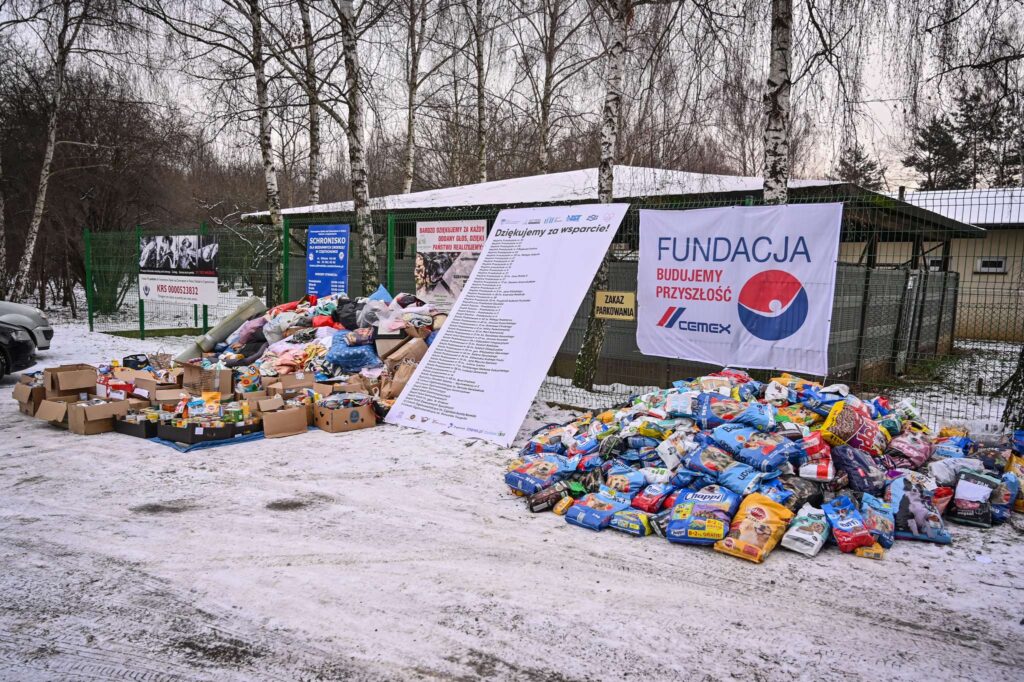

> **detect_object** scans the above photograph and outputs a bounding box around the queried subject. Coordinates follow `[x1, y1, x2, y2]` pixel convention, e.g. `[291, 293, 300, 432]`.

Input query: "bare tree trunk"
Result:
[401, 2, 422, 194]
[1003, 342, 1024, 430]
[571, 0, 627, 390]
[538, 34, 554, 173]
[338, 0, 379, 294]
[762, 0, 792, 205]
[473, 0, 487, 183]
[10, 75, 63, 302]
[298, 0, 321, 205]
[249, 0, 286, 303]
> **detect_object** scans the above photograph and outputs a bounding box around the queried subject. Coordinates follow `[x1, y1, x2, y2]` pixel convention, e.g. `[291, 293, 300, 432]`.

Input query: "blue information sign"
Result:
[306, 224, 350, 296]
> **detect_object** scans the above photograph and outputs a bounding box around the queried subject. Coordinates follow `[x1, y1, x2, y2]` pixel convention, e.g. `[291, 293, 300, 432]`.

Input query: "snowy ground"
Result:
[2, 323, 1024, 680]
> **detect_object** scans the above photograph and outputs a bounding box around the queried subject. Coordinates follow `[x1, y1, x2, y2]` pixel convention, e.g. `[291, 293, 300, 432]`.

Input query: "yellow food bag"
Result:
[939, 425, 969, 438]
[769, 373, 821, 391]
[714, 493, 794, 563]
[1006, 455, 1024, 513]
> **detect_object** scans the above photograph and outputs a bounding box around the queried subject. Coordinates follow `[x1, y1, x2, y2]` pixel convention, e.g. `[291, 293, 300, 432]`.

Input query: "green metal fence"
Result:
[84, 184, 1022, 428]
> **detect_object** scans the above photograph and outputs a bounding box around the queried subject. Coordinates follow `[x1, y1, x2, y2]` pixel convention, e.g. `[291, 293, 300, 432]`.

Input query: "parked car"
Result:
[0, 300, 53, 350]
[0, 321, 36, 378]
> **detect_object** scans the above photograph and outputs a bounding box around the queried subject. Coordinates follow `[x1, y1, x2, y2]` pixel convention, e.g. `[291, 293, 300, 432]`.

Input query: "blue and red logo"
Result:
[656, 306, 686, 327]
[737, 270, 808, 340]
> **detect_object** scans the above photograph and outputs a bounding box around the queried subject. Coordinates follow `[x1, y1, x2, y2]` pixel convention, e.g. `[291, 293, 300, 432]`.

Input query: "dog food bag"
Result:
[714, 493, 794, 563]
[975, 447, 1012, 475]
[860, 493, 896, 548]
[876, 413, 903, 438]
[781, 504, 830, 557]
[602, 462, 647, 498]
[889, 475, 952, 544]
[932, 486, 954, 515]
[609, 509, 653, 537]
[505, 454, 578, 495]
[927, 457, 984, 487]
[854, 542, 886, 560]
[718, 462, 770, 497]
[564, 486, 633, 531]
[665, 485, 741, 545]
[526, 482, 574, 513]
[799, 458, 836, 482]
[885, 431, 932, 469]
[831, 445, 886, 495]
[631, 483, 676, 513]
[931, 435, 974, 459]
[823, 495, 876, 553]
[733, 437, 794, 473]
[552, 496, 574, 515]
[1007, 455, 1024, 513]
[756, 478, 794, 507]
[655, 431, 694, 470]
[684, 444, 737, 479]
[821, 401, 887, 455]
[798, 432, 831, 463]
[801, 386, 846, 417]
[947, 469, 1000, 528]
[777, 475, 822, 508]
[990, 473, 1019, 524]
[692, 394, 748, 430]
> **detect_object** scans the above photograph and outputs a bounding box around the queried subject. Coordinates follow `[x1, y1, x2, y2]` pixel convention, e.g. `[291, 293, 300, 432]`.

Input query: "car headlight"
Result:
[12, 329, 32, 342]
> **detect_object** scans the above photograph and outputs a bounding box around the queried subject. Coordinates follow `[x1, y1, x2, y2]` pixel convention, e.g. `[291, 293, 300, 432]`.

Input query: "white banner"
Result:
[415, 219, 486, 311]
[637, 204, 843, 376]
[139, 273, 219, 306]
[387, 203, 630, 446]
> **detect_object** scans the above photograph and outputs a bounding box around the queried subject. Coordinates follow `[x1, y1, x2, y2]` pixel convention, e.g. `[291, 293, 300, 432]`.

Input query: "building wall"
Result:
[839, 228, 1024, 342]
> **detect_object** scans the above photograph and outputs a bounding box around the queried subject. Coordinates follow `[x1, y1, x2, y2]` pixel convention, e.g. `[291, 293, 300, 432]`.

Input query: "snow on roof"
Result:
[898, 187, 1024, 227]
[246, 166, 840, 218]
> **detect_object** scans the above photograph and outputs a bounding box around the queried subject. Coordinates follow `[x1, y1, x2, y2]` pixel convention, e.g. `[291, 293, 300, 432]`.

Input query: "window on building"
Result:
[926, 257, 944, 272]
[974, 256, 1008, 274]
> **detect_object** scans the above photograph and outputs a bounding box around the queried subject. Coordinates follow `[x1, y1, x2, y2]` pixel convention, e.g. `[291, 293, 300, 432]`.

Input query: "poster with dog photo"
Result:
[414, 220, 486, 311]
[138, 234, 219, 305]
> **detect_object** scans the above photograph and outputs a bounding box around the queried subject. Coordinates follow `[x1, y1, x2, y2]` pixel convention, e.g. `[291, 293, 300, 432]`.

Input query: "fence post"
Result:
[83, 227, 94, 332]
[386, 213, 395, 293]
[135, 225, 145, 340]
[200, 222, 209, 333]
[282, 217, 291, 304]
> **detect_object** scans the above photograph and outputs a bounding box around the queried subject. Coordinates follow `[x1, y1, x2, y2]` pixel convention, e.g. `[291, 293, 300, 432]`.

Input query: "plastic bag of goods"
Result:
[781, 504, 830, 557]
[565, 486, 633, 531]
[888, 475, 952, 544]
[885, 431, 931, 469]
[990, 473, 1020, 524]
[831, 446, 886, 495]
[946, 469, 1000, 528]
[505, 454, 577, 495]
[665, 485, 741, 545]
[608, 509, 653, 537]
[1007, 454, 1024, 513]
[714, 493, 794, 563]
[860, 493, 895, 548]
[822, 495, 876, 553]
[821, 401, 888, 455]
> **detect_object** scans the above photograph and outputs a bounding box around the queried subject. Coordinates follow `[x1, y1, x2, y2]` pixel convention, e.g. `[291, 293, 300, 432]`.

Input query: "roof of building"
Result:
[244, 166, 841, 218]
[898, 187, 1024, 227]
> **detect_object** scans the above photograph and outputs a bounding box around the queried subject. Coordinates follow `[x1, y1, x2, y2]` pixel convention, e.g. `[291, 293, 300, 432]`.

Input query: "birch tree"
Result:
[8, 0, 94, 301]
[143, 0, 287, 301]
[761, 0, 791, 205]
[456, 0, 494, 184]
[510, 0, 596, 173]
[298, 0, 321, 204]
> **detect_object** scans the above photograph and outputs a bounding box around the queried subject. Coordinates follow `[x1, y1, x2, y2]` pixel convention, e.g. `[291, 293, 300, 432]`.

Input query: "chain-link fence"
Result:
[85, 185, 1022, 428]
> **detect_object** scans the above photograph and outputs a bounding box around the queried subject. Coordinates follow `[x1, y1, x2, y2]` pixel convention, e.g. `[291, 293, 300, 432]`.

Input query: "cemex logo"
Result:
[737, 269, 808, 341]
[656, 306, 731, 334]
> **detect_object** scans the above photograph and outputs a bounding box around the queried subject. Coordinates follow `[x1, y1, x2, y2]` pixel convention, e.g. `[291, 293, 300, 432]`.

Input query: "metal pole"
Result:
[83, 227, 95, 332]
[200, 222, 209, 332]
[386, 213, 396, 293]
[135, 225, 145, 340]
[282, 217, 291, 304]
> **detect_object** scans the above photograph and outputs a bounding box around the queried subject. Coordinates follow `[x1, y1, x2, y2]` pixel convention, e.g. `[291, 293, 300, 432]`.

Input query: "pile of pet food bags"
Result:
[505, 368, 1024, 564]
[196, 289, 442, 406]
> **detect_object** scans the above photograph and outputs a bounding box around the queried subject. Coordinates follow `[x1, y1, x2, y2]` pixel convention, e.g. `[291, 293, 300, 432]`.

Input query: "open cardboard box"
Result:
[257, 395, 310, 438]
[43, 364, 97, 398]
[12, 376, 45, 416]
[314, 402, 376, 433]
[181, 364, 233, 396]
[36, 395, 129, 435]
[266, 372, 315, 399]
[381, 337, 428, 373]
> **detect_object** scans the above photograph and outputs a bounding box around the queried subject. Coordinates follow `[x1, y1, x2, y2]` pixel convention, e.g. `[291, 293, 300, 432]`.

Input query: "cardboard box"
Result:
[36, 396, 129, 435]
[12, 376, 45, 416]
[132, 376, 187, 404]
[236, 389, 267, 402]
[266, 372, 315, 399]
[374, 332, 407, 358]
[381, 337, 428, 373]
[314, 403, 376, 433]
[262, 405, 309, 439]
[114, 417, 158, 439]
[112, 367, 159, 383]
[157, 422, 235, 444]
[43, 364, 97, 398]
[181, 365, 233, 396]
[233, 420, 263, 436]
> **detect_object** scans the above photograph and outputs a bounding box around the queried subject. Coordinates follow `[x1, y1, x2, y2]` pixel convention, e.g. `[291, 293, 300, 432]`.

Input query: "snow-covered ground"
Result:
[2, 323, 1024, 680]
